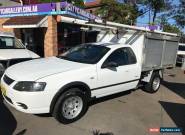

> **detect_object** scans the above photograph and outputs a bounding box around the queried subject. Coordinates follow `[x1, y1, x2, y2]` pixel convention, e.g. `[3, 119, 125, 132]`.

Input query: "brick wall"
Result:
[44, 16, 58, 57]
[1, 16, 58, 57]
[0, 18, 14, 33]
[14, 29, 22, 39]
[0, 18, 21, 39]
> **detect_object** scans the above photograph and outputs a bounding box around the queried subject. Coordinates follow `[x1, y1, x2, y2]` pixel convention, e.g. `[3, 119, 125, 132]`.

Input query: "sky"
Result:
[138, 0, 179, 24]
[137, 0, 185, 33]
[84, 0, 185, 33]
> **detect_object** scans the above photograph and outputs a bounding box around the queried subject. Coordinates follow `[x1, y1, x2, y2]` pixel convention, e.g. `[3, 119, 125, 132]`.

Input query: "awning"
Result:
[3, 16, 48, 28]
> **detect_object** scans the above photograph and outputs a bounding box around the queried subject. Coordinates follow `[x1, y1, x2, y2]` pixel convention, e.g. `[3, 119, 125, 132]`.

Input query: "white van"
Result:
[0, 32, 40, 74]
[177, 43, 185, 66]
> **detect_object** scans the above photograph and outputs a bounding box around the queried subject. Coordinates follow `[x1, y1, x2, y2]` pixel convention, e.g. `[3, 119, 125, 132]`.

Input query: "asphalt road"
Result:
[0, 68, 185, 135]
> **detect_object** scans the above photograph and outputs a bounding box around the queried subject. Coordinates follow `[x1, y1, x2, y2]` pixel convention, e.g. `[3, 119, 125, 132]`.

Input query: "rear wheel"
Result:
[52, 88, 88, 124]
[144, 72, 161, 93]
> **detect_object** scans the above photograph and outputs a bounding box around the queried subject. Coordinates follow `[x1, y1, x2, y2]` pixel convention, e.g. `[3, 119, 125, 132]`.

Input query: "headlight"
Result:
[13, 81, 46, 92]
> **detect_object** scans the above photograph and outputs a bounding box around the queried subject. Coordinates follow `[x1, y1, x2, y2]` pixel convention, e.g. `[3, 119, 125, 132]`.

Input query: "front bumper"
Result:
[0, 76, 50, 114]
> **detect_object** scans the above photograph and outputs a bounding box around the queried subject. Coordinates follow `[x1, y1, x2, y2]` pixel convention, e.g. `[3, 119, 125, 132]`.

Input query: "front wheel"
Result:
[144, 72, 161, 93]
[52, 88, 88, 124]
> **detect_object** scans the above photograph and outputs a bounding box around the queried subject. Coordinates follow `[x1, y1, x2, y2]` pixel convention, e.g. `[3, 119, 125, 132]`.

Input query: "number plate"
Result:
[0, 84, 6, 96]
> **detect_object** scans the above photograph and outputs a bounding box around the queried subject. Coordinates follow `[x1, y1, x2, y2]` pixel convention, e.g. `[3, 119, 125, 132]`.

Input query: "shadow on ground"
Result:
[162, 81, 185, 99]
[159, 101, 185, 134]
[92, 130, 114, 135]
[0, 93, 17, 135]
[35, 113, 52, 117]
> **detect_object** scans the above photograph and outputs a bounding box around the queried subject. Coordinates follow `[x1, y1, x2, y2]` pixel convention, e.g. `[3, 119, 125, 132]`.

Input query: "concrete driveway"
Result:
[0, 68, 185, 135]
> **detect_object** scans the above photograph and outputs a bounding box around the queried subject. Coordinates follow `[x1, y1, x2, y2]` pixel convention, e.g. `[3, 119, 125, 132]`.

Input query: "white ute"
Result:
[0, 32, 40, 75]
[0, 23, 179, 124]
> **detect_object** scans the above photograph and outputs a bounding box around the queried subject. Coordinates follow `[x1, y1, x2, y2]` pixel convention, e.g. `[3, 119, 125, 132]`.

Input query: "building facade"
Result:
[10, 0, 101, 5]
[0, 2, 101, 57]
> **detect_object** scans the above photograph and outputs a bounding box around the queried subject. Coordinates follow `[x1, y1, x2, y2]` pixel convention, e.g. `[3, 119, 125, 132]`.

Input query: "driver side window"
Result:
[102, 47, 137, 67]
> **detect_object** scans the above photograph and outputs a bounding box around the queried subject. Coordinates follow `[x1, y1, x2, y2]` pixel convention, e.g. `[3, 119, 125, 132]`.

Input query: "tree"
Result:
[95, 0, 140, 25]
[39, 0, 84, 8]
[158, 15, 181, 34]
[163, 24, 181, 33]
[138, 0, 172, 24]
[172, 0, 185, 28]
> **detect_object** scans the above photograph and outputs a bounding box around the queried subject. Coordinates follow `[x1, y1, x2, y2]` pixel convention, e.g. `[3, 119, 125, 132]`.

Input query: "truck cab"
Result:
[0, 32, 40, 75]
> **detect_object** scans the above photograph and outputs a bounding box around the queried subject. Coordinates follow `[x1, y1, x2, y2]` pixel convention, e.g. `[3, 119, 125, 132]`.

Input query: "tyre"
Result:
[144, 72, 161, 93]
[52, 88, 88, 124]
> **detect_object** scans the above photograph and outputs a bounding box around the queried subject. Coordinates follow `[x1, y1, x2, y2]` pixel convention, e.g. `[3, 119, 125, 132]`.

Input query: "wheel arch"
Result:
[141, 69, 163, 83]
[50, 81, 91, 113]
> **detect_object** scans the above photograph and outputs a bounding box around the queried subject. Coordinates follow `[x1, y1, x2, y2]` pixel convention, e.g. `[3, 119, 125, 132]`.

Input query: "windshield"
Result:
[179, 46, 185, 51]
[0, 36, 25, 49]
[59, 44, 110, 64]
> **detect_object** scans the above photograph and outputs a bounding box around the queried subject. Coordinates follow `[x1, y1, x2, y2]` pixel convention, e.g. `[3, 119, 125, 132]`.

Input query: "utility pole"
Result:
[149, 9, 151, 24]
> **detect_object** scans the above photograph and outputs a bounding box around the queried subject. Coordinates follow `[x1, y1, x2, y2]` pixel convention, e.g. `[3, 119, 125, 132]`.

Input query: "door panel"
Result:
[92, 47, 141, 98]
[93, 64, 140, 98]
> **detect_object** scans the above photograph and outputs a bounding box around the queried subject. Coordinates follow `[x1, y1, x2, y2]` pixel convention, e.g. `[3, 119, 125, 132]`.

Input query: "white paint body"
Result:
[1, 44, 141, 114]
[0, 32, 40, 60]
[0, 49, 39, 60]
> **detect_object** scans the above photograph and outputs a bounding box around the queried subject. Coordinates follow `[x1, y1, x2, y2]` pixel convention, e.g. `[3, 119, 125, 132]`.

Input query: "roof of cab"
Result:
[90, 42, 129, 49]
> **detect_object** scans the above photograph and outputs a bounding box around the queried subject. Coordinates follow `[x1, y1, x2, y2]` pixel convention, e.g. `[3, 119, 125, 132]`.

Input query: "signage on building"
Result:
[0, 2, 101, 20]
[0, 3, 55, 18]
[60, 2, 100, 20]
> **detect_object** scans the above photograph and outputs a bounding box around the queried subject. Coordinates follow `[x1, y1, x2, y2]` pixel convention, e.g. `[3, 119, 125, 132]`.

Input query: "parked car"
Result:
[0, 32, 40, 75]
[176, 43, 185, 66]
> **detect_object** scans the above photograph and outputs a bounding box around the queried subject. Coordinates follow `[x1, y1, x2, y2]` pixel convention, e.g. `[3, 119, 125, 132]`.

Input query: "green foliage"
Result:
[95, 0, 140, 25]
[159, 15, 181, 34]
[39, 0, 84, 8]
[173, 0, 185, 28]
[163, 24, 181, 34]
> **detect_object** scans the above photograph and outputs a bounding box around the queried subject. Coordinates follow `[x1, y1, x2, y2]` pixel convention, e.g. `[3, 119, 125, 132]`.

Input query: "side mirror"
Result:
[102, 62, 119, 69]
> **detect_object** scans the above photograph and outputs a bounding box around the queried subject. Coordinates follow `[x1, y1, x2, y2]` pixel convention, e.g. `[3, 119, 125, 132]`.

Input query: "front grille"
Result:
[3, 75, 14, 85]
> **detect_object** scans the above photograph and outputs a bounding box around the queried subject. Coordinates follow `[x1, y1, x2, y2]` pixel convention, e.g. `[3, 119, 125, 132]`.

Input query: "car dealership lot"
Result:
[0, 68, 185, 135]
